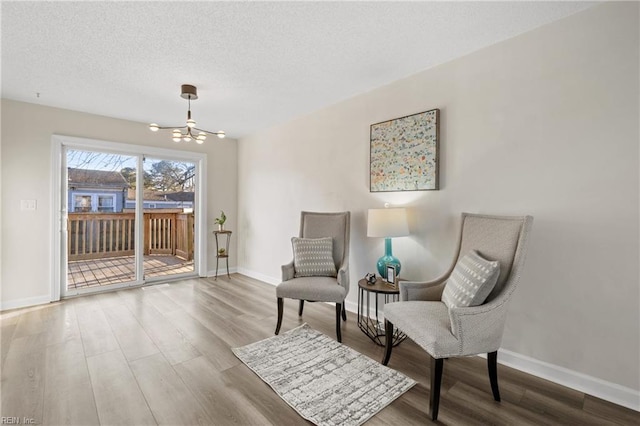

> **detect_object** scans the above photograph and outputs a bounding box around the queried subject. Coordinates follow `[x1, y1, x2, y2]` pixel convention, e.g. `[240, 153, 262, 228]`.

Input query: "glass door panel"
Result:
[142, 157, 196, 279]
[65, 149, 138, 291]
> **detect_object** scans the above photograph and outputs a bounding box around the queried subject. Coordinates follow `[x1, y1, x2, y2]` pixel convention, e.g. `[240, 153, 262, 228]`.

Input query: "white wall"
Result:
[0, 100, 238, 307]
[238, 1, 639, 403]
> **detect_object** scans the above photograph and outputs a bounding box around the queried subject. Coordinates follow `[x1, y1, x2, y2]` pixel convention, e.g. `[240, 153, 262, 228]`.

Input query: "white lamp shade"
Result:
[367, 208, 409, 238]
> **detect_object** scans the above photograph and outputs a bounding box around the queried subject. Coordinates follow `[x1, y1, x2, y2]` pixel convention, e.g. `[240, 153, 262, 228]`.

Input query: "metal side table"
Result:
[357, 277, 406, 346]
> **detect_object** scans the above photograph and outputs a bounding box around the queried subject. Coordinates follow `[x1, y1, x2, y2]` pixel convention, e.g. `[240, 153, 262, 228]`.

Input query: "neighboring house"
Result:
[124, 189, 194, 210]
[67, 169, 194, 213]
[67, 168, 129, 213]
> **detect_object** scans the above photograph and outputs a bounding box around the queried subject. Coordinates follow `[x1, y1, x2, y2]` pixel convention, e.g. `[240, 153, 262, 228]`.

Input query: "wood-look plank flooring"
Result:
[1, 274, 638, 425]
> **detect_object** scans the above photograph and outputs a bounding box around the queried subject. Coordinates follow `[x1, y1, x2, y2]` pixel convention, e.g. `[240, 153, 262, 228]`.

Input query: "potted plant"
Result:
[215, 210, 227, 231]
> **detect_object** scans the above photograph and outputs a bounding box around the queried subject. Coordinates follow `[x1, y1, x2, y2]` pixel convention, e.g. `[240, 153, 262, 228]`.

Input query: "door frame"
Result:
[51, 135, 208, 300]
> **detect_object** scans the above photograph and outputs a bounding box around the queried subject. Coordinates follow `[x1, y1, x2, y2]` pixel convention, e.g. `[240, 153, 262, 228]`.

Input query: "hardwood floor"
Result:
[1, 274, 638, 425]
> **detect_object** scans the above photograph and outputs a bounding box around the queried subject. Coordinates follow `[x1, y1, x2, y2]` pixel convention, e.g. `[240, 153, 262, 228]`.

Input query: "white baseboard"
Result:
[343, 299, 359, 315]
[495, 349, 639, 412]
[234, 268, 640, 412]
[1, 294, 51, 311]
[206, 266, 238, 278]
[235, 267, 279, 285]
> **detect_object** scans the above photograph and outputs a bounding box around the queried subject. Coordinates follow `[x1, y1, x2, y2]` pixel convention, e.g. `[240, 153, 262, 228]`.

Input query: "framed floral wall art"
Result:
[370, 109, 439, 192]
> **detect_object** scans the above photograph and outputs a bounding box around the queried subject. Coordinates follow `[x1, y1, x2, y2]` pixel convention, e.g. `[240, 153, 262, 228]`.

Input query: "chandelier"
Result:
[149, 84, 225, 143]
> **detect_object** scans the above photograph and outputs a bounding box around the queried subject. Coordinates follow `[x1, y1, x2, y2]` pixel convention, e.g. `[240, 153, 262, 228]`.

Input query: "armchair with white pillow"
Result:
[382, 213, 533, 421]
[275, 211, 351, 342]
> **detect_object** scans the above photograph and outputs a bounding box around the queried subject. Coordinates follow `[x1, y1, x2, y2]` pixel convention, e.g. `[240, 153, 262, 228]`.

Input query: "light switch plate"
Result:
[20, 199, 37, 210]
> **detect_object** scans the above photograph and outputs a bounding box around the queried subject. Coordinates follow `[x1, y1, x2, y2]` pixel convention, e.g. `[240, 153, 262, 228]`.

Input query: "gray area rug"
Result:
[232, 323, 416, 426]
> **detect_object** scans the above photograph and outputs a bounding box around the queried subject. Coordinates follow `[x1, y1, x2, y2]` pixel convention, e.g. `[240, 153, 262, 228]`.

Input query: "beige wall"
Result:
[1, 100, 238, 305]
[238, 1, 639, 395]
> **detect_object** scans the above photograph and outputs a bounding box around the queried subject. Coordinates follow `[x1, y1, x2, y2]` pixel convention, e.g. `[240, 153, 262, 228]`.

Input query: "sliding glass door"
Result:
[56, 137, 206, 298]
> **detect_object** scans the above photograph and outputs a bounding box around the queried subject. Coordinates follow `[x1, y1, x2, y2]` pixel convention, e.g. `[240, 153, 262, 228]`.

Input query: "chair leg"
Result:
[335, 303, 342, 343]
[429, 356, 444, 421]
[298, 300, 304, 316]
[341, 303, 347, 321]
[382, 319, 394, 365]
[488, 351, 501, 402]
[275, 298, 283, 335]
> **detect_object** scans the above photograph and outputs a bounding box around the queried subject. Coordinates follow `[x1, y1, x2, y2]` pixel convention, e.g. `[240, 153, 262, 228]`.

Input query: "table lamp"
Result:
[367, 206, 409, 279]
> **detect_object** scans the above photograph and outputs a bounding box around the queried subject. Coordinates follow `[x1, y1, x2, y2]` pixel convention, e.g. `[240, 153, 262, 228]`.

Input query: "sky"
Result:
[66, 149, 193, 173]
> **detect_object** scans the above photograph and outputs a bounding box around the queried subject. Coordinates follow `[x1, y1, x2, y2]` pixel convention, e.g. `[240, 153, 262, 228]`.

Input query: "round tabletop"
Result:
[358, 277, 400, 294]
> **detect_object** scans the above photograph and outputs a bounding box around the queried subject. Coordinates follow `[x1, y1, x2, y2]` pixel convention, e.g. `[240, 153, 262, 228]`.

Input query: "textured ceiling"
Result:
[1, 1, 596, 139]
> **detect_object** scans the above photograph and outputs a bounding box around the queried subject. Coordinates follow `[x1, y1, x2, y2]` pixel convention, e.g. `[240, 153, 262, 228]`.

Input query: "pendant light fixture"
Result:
[149, 84, 225, 143]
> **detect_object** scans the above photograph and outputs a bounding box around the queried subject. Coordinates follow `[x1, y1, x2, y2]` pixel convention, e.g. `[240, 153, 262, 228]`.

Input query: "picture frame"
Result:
[385, 264, 396, 288]
[370, 108, 440, 192]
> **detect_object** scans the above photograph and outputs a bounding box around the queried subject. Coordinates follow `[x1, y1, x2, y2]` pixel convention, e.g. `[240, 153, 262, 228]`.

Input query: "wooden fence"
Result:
[68, 212, 194, 261]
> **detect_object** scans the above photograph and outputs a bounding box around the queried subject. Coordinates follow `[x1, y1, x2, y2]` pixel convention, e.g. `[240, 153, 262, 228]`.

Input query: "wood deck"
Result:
[67, 255, 194, 289]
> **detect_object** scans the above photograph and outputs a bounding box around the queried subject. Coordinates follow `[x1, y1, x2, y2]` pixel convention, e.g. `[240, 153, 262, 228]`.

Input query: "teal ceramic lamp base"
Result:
[376, 238, 401, 279]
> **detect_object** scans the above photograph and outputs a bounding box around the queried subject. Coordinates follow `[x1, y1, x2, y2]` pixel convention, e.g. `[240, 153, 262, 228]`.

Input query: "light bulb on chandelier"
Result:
[149, 84, 226, 143]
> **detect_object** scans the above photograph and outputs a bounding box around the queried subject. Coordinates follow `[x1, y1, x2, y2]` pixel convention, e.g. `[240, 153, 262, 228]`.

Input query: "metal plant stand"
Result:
[213, 230, 232, 278]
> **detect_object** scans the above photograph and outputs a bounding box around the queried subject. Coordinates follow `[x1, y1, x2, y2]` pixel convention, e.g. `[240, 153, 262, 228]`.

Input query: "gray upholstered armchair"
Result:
[275, 211, 351, 342]
[382, 213, 533, 420]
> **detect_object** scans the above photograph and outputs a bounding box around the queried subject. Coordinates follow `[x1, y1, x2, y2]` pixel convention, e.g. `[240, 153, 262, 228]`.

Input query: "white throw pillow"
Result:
[442, 250, 500, 309]
[292, 237, 337, 278]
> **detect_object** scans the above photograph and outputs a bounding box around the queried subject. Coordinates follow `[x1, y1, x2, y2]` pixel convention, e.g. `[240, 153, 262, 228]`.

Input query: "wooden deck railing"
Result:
[68, 212, 194, 261]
